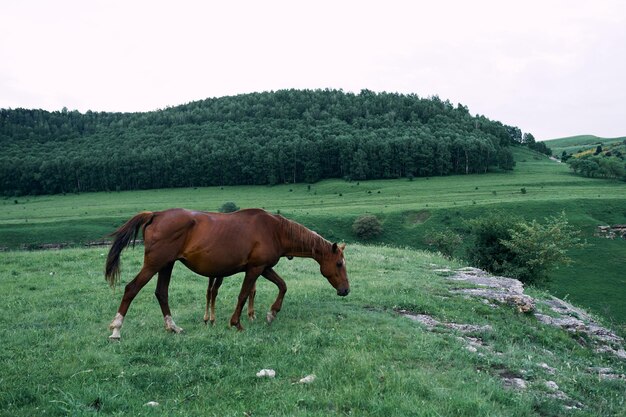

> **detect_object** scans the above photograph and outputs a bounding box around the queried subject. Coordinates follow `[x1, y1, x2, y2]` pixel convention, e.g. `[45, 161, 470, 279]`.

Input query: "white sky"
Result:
[1, 0, 625, 140]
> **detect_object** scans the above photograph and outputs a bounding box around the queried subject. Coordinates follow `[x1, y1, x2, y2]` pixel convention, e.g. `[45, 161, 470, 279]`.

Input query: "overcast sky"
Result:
[1, 0, 625, 140]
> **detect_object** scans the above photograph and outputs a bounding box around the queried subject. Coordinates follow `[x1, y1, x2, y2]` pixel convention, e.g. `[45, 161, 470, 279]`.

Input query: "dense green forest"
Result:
[1, 89, 536, 196]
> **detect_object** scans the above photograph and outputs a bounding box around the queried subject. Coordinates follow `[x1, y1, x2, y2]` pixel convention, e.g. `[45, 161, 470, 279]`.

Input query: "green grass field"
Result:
[2, 147, 625, 326]
[1, 246, 624, 416]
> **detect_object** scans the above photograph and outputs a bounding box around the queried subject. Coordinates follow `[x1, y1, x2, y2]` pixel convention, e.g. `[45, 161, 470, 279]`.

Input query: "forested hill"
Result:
[1, 89, 527, 196]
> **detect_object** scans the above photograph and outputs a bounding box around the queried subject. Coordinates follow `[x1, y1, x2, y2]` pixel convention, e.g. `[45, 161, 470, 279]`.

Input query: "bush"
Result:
[466, 213, 517, 275]
[466, 212, 583, 285]
[219, 202, 240, 213]
[425, 229, 462, 259]
[352, 215, 383, 240]
[499, 213, 583, 284]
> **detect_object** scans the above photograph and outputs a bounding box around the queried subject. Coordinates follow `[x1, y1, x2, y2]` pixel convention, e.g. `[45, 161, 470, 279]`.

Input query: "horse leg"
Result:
[247, 281, 257, 321]
[205, 277, 223, 325]
[261, 268, 287, 324]
[154, 261, 183, 333]
[108, 266, 157, 340]
[204, 277, 213, 324]
[230, 267, 263, 331]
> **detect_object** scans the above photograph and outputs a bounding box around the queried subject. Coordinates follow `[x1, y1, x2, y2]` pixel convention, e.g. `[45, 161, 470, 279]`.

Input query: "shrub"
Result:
[466, 213, 518, 275]
[352, 215, 383, 240]
[219, 202, 240, 213]
[466, 212, 583, 285]
[499, 213, 583, 284]
[425, 229, 462, 259]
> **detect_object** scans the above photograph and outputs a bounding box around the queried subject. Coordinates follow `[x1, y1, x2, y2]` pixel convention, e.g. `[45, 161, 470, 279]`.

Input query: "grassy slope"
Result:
[1, 246, 624, 416]
[544, 135, 626, 156]
[1, 147, 625, 326]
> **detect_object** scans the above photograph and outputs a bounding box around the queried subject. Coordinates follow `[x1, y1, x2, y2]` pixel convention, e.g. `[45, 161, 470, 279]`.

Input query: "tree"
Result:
[0, 90, 520, 196]
[522, 132, 535, 144]
[497, 148, 515, 170]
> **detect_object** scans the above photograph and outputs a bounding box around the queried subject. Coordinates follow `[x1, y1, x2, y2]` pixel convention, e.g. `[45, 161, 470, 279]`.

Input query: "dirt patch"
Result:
[403, 210, 431, 225]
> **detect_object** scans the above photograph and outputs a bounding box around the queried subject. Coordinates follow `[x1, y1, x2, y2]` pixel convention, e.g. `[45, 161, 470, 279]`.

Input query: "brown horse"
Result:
[105, 208, 349, 339]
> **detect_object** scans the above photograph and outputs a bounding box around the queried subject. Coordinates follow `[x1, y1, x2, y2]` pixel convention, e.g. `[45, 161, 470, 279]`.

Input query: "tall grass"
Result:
[0, 246, 624, 416]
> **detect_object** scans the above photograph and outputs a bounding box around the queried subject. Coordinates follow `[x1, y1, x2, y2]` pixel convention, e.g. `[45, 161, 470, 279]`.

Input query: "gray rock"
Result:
[503, 377, 527, 390]
[446, 268, 535, 312]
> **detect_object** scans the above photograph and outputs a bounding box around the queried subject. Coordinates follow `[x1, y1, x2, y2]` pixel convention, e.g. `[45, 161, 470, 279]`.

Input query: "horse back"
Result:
[147, 208, 282, 277]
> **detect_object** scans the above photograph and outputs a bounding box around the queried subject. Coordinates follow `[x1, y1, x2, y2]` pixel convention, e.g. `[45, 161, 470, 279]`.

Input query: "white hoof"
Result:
[164, 315, 184, 333]
[266, 311, 276, 324]
[108, 313, 124, 339]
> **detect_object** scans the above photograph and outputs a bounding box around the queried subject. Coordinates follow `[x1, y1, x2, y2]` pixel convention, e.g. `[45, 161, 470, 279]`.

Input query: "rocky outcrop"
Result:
[443, 267, 535, 313]
[432, 266, 625, 360]
[536, 297, 626, 359]
[596, 225, 626, 239]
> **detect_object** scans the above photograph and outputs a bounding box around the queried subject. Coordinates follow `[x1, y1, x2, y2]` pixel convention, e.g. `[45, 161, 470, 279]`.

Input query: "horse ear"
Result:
[332, 242, 338, 253]
[339, 243, 346, 251]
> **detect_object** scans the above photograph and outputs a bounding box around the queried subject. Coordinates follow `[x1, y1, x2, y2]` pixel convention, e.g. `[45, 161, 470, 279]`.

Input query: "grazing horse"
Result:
[105, 208, 349, 339]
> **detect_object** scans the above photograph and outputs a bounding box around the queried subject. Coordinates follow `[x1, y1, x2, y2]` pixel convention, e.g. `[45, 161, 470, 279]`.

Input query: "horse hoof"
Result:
[108, 335, 121, 341]
[109, 327, 122, 340]
[266, 312, 276, 324]
[248, 313, 256, 321]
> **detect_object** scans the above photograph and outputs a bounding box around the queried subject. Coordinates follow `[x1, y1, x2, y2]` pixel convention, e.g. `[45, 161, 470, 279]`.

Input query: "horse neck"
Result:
[280, 219, 330, 261]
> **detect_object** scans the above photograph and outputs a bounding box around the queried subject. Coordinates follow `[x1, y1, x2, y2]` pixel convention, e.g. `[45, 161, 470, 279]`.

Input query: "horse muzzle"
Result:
[337, 288, 350, 297]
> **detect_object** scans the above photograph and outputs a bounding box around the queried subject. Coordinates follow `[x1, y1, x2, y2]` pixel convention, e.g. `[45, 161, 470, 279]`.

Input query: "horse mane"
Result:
[275, 214, 331, 256]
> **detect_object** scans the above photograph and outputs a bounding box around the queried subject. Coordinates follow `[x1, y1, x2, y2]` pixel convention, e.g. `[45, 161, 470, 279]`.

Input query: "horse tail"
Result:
[105, 211, 154, 288]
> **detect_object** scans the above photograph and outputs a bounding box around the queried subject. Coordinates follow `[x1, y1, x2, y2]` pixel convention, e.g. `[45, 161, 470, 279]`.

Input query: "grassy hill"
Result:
[544, 135, 626, 157]
[1, 147, 625, 327]
[1, 245, 624, 416]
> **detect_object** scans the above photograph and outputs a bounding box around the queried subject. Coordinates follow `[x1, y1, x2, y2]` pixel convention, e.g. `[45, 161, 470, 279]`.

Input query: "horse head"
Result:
[319, 243, 350, 296]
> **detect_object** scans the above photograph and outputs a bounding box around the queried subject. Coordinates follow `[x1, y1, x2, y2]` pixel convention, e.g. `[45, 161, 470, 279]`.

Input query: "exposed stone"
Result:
[503, 377, 527, 390]
[534, 313, 586, 331]
[465, 345, 478, 353]
[439, 267, 625, 361]
[539, 362, 557, 375]
[594, 346, 626, 360]
[595, 224, 626, 239]
[588, 367, 626, 380]
[445, 267, 535, 312]
[536, 297, 625, 360]
[545, 380, 559, 391]
[397, 310, 492, 333]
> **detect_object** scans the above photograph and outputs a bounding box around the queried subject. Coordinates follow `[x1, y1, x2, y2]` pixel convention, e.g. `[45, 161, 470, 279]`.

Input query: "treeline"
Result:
[1, 89, 532, 196]
[567, 155, 626, 179]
